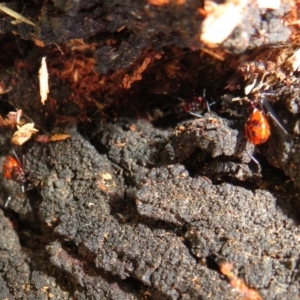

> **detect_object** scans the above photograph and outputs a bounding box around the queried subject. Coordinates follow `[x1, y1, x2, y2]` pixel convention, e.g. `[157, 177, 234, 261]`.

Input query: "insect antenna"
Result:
[261, 97, 289, 136]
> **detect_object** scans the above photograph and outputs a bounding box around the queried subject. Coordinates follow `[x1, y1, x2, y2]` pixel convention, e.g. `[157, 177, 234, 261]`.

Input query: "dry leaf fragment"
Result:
[50, 134, 70, 141]
[12, 123, 38, 145]
[34, 39, 45, 47]
[0, 4, 35, 26]
[39, 57, 49, 105]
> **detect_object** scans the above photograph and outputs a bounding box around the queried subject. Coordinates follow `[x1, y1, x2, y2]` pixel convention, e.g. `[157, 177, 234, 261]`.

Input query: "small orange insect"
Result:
[245, 108, 270, 145]
[3, 154, 27, 188]
[2, 152, 30, 207]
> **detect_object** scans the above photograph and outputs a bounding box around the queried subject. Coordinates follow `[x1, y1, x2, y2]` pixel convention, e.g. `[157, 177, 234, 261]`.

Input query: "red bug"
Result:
[244, 108, 271, 145]
[2, 117, 49, 208]
[3, 151, 29, 207]
[176, 95, 207, 117]
[175, 89, 213, 118]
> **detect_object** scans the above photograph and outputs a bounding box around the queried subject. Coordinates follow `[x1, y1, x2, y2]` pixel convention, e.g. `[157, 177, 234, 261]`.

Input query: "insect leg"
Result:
[261, 97, 289, 136]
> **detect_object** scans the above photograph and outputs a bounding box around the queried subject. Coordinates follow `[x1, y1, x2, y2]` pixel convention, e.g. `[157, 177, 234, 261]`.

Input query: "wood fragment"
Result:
[0, 4, 35, 26]
[220, 262, 262, 300]
[39, 57, 49, 105]
[50, 134, 71, 141]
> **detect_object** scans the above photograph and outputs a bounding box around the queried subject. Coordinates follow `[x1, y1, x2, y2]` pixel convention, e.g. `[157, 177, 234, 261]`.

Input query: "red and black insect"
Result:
[175, 89, 214, 118]
[244, 107, 271, 145]
[244, 96, 288, 146]
[3, 154, 26, 187]
[155, 89, 213, 118]
[2, 151, 30, 207]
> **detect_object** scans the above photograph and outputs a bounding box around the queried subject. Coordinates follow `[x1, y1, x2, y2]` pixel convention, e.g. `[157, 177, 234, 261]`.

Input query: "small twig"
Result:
[0, 3, 35, 27]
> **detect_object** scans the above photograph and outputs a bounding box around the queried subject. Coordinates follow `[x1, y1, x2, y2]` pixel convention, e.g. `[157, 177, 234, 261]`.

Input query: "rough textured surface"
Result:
[0, 209, 73, 299]
[136, 165, 300, 299]
[1, 118, 300, 299]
